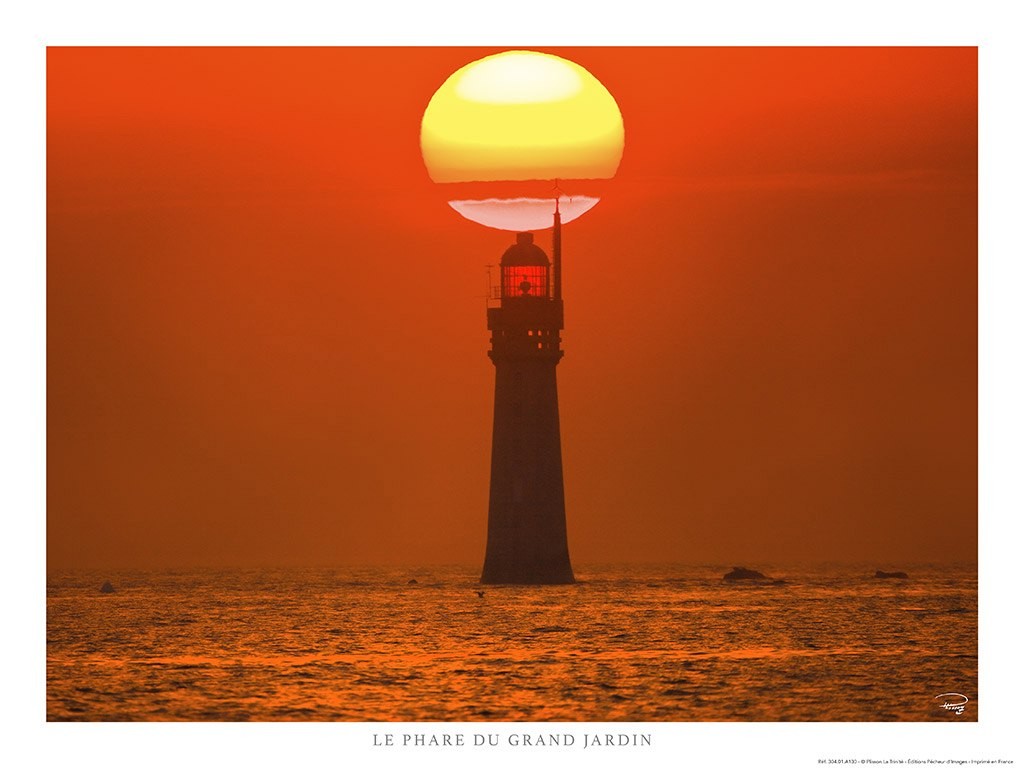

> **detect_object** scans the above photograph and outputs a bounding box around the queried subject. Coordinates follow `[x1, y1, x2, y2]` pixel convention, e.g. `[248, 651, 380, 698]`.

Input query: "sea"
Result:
[46, 563, 977, 722]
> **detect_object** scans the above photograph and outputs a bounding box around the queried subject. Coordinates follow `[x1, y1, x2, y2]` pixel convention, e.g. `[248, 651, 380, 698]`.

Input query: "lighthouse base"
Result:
[481, 555, 575, 585]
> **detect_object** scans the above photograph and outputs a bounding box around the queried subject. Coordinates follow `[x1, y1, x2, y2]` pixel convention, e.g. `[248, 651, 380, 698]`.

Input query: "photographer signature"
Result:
[934, 692, 969, 715]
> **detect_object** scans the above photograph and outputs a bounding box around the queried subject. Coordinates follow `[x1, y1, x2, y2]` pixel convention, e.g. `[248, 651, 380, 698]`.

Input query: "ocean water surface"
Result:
[47, 563, 977, 721]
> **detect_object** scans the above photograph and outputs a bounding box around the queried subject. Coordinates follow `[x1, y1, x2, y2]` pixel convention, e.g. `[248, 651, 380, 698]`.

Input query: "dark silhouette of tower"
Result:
[481, 207, 574, 584]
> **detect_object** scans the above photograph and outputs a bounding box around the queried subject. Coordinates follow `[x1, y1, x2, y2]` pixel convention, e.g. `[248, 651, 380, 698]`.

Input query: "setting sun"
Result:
[421, 50, 624, 230]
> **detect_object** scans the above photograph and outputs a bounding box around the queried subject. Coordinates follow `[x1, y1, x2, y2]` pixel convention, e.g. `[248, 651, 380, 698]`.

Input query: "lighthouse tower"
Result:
[481, 207, 574, 584]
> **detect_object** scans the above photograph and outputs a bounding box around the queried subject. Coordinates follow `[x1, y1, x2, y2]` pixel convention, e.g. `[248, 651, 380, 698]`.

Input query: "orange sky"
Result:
[47, 47, 977, 569]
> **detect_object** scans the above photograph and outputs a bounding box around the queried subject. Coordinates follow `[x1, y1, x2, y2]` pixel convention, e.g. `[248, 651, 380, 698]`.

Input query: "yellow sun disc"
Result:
[421, 51, 624, 184]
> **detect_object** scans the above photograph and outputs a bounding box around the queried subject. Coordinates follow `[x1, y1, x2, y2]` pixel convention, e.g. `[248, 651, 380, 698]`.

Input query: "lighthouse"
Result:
[481, 205, 575, 584]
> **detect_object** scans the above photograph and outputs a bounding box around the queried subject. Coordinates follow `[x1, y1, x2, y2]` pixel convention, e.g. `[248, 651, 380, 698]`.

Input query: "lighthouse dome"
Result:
[501, 232, 550, 266]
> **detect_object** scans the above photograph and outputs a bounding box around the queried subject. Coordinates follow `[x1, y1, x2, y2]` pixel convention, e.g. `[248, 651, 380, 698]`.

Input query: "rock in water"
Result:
[99, 581, 115, 593]
[723, 566, 769, 581]
[875, 570, 909, 579]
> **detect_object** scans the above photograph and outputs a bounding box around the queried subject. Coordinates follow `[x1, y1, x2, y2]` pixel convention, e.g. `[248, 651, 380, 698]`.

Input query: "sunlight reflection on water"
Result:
[46, 563, 977, 721]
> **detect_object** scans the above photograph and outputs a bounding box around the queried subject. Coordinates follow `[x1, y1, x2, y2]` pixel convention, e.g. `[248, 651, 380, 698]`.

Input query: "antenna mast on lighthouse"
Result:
[553, 187, 562, 301]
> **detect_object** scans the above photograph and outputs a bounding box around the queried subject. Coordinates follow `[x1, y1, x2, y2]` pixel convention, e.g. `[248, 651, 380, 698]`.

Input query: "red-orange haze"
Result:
[47, 47, 977, 569]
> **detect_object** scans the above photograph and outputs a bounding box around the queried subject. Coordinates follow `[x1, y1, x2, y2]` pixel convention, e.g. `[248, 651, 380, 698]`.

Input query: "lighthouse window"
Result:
[502, 265, 549, 298]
